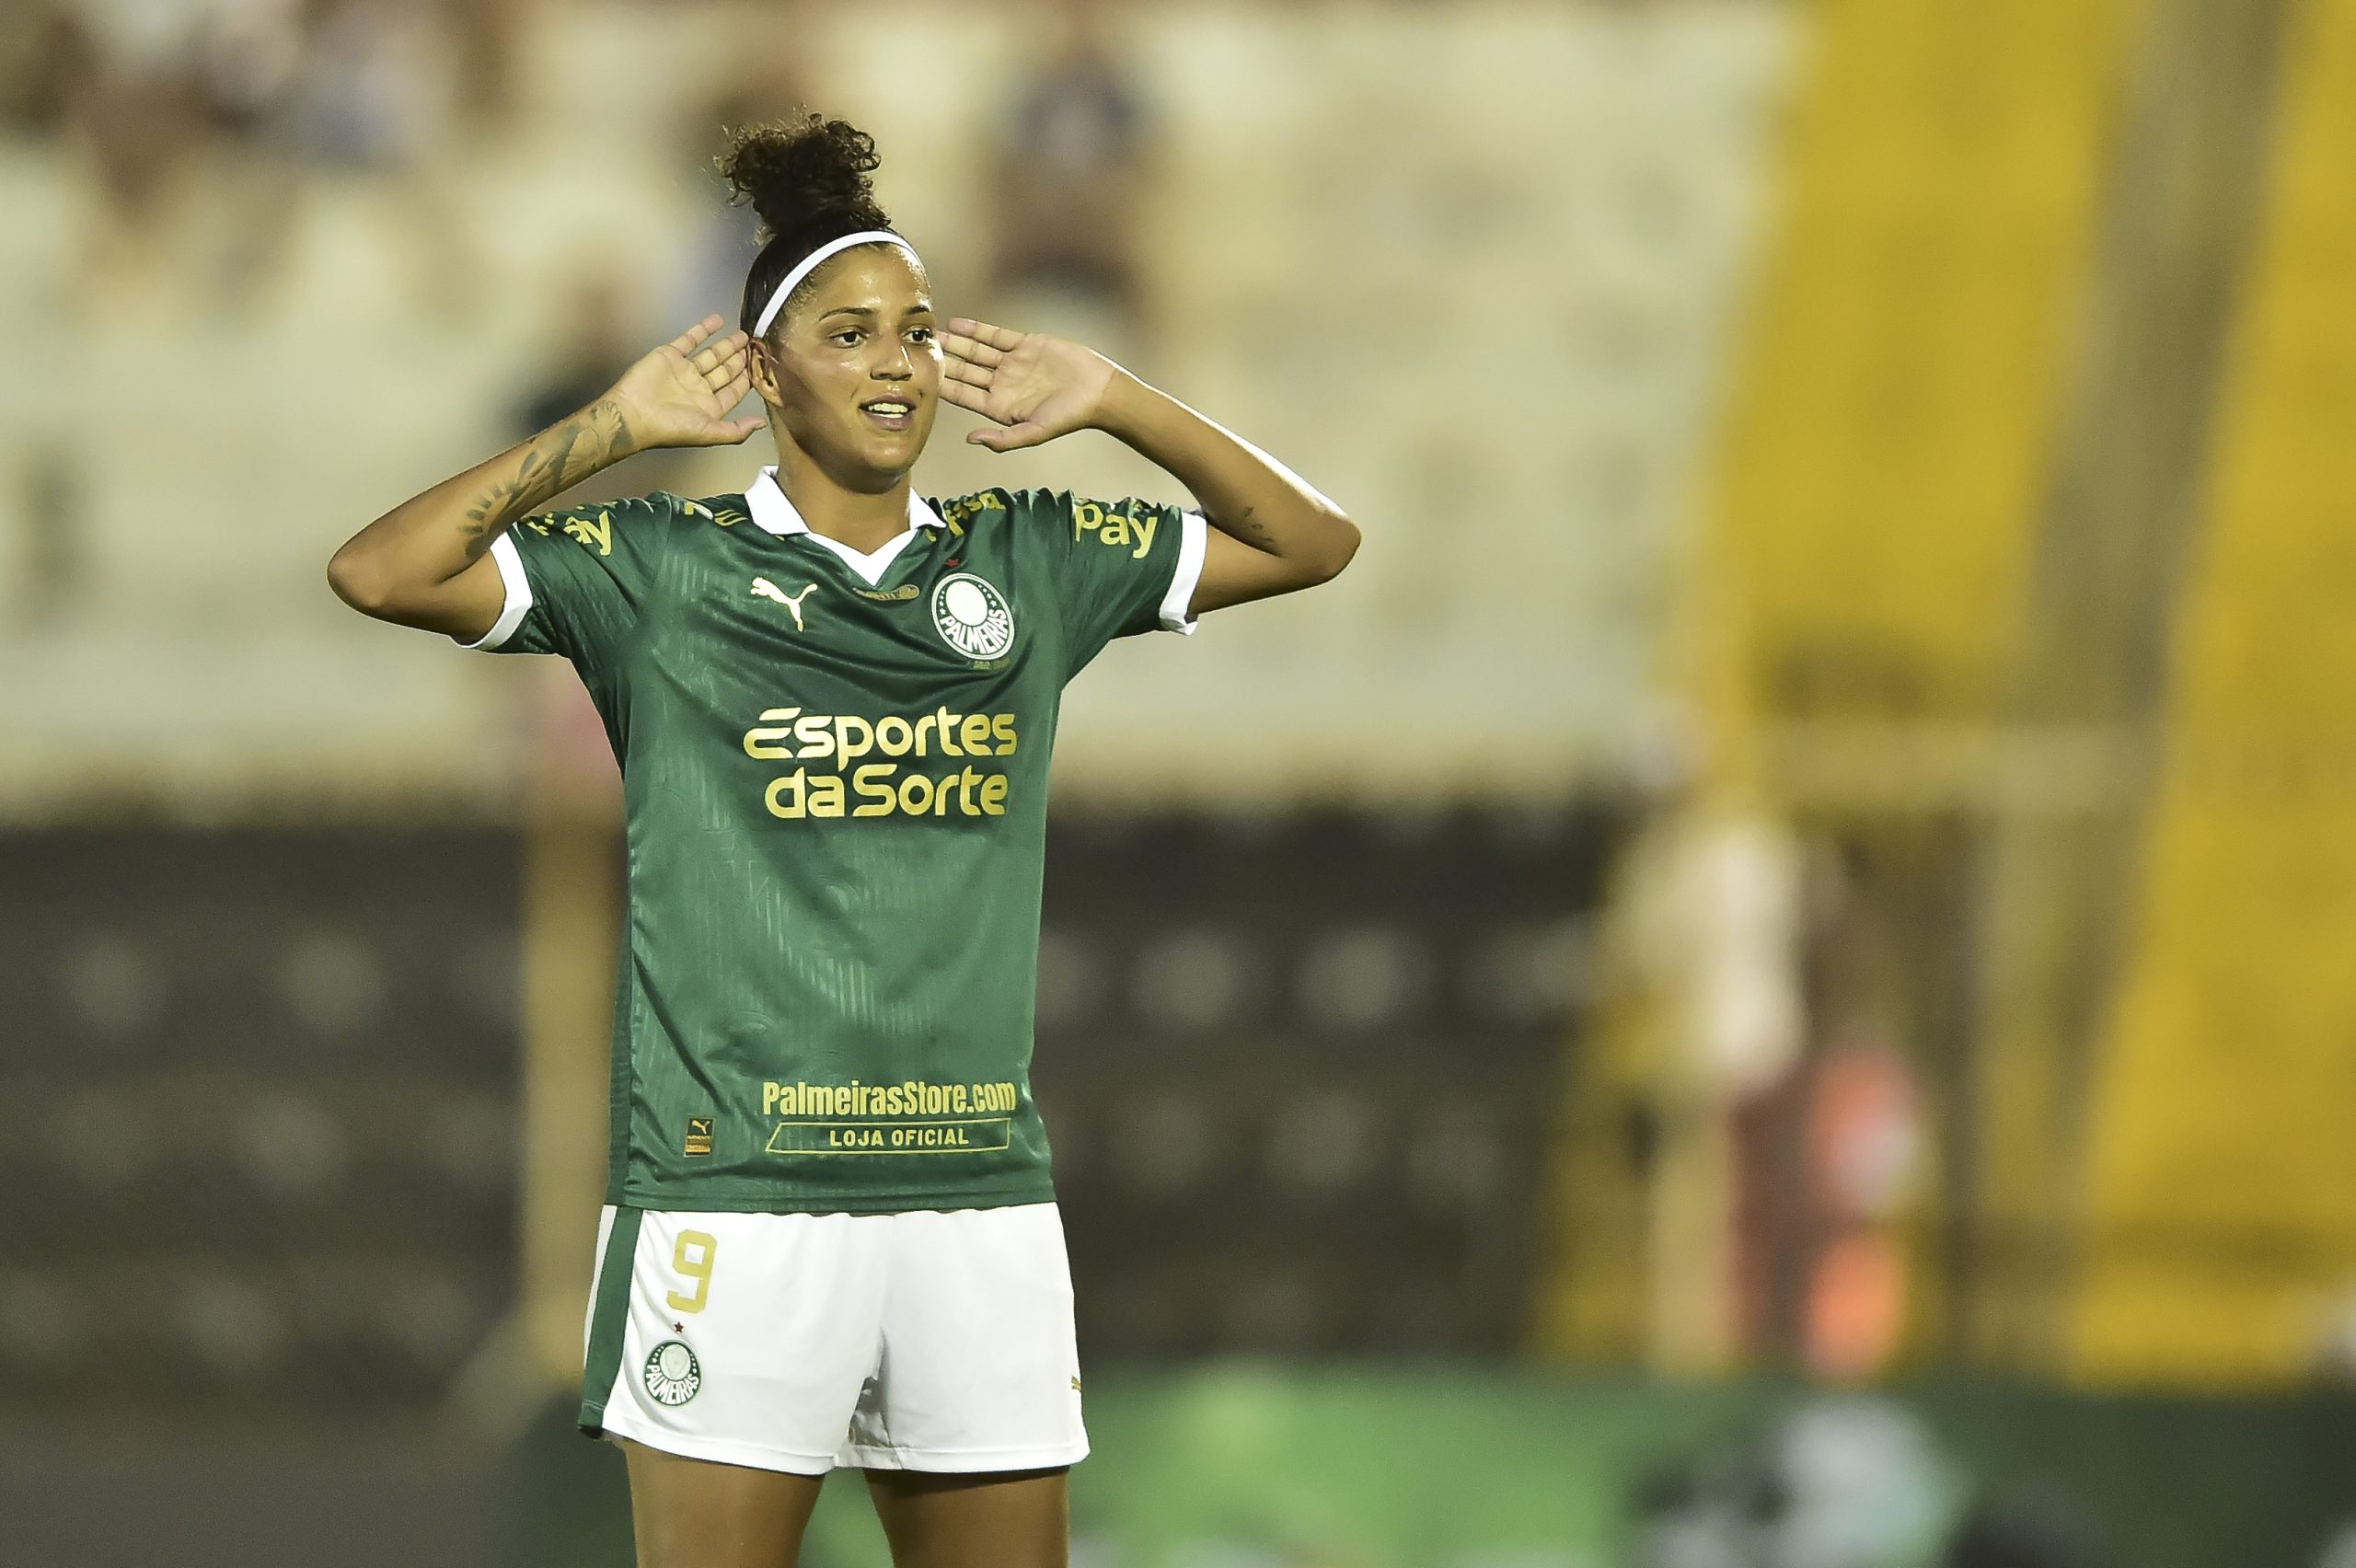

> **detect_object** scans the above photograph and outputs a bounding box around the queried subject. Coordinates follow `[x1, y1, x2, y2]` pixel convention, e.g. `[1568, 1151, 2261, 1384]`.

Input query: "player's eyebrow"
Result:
[818, 303, 934, 321]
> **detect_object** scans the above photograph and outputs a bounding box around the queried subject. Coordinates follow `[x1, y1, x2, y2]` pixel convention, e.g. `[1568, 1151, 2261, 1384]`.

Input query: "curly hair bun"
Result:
[720, 115, 892, 244]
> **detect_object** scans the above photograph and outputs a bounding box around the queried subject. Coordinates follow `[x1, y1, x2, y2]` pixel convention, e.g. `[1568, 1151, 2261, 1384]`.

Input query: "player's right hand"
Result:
[604, 316, 770, 450]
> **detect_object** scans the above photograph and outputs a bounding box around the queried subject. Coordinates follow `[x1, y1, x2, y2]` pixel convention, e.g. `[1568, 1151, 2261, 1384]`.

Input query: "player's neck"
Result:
[774, 449, 915, 555]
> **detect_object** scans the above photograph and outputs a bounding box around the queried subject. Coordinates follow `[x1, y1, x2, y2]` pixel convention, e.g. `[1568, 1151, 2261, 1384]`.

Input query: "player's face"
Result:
[756, 249, 943, 487]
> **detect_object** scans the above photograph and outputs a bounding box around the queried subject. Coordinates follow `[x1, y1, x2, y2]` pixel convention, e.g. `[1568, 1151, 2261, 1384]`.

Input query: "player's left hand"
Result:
[940, 318, 1118, 453]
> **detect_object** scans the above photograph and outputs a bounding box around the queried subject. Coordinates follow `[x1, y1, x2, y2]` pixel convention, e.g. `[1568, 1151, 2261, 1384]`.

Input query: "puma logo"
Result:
[750, 577, 818, 630]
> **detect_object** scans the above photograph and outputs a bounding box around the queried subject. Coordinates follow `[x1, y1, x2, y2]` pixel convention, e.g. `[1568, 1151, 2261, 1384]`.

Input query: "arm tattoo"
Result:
[457, 399, 630, 560]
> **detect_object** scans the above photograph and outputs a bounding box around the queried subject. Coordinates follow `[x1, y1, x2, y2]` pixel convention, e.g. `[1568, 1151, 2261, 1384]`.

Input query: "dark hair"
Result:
[720, 115, 899, 338]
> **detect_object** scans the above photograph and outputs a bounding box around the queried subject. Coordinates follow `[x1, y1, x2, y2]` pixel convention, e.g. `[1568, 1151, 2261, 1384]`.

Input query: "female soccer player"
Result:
[328, 116, 1357, 1568]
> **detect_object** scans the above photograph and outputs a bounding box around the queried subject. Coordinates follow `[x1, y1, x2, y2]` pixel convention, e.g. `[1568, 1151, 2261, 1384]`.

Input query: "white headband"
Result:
[753, 229, 922, 337]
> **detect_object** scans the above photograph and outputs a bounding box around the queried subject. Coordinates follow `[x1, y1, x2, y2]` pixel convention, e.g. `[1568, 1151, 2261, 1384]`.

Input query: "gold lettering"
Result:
[913, 713, 937, 755]
[744, 707, 802, 759]
[806, 773, 844, 817]
[664, 1231, 717, 1314]
[1132, 512, 1158, 559]
[960, 714, 993, 753]
[958, 767, 984, 814]
[1101, 511, 1130, 548]
[875, 715, 915, 756]
[835, 715, 874, 762]
[793, 714, 834, 758]
[764, 770, 808, 818]
[1073, 499, 1104, 541]
[560, 510, 613, 556]
[992, 713, 1018, 755]
[851, 763, 898, 816]
[980, 774, 1009, 815]
[897, 773, 935, 813]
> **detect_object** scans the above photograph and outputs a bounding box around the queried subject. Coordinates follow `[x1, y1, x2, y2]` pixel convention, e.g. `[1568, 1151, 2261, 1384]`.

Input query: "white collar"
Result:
[745, 466, 941, 586]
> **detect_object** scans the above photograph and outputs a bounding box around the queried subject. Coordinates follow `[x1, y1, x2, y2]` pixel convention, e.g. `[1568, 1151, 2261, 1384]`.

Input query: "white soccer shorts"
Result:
[578, 1202, 1088, 1475]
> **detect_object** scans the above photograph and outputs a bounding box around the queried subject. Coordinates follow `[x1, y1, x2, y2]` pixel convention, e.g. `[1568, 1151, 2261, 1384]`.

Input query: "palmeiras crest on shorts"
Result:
[643, 1339, 702, 1406]
[930, 572, 1015, 661]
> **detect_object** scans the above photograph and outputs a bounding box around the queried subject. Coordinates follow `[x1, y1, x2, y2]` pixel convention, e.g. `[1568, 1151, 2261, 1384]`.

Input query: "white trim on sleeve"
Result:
[456, 532, 534, 650]
[1158, 509, 1208, 634]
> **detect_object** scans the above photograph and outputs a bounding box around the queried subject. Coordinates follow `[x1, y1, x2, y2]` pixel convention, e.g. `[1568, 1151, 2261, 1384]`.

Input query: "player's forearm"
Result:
[1093, 372, 1359, 583]
[327, 398, 640, 618]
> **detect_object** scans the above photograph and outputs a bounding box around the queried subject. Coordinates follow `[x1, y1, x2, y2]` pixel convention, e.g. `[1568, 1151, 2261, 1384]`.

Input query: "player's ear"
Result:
[747, 336, 784, 402]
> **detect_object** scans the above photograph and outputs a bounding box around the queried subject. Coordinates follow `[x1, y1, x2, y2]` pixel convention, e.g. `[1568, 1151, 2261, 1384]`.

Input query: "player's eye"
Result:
[907, 326, 935, 344]
[833, 329, 863, 347]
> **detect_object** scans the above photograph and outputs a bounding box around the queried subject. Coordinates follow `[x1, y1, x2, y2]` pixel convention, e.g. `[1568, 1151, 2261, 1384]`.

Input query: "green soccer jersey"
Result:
[468, 465, 1206, 1213]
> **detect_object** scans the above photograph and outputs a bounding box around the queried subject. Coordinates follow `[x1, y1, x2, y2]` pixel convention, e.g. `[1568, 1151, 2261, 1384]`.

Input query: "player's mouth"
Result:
[860, 396, 917, 432]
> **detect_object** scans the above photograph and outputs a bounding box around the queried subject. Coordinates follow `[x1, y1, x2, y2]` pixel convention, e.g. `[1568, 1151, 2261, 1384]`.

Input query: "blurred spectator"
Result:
[437, 0, 525, 136]
[191, 0, 306, 145]
[186, 0, 308, 315]
[14, 448, 89, 632]
[290, 0, 478, 320]
[988, 0, 1154, 332]
[287, 0, 452, 171]
[509, 270, 713, 502]
[1793, 1031, 1922, 1379]
[0, 3, 96, 138]
[667, 9, 823, 329]
[1611, 777, 1805, 1373]
[512, 271, 642, 440]
[63, 4, 214, 306]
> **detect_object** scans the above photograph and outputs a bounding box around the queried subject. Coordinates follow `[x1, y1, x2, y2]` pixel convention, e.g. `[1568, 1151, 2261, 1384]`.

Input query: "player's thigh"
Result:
[846, 1204, 1086, 1473]
[586, 1207, 885, 1473]
[863, 1466, 1069, 1568]
[623, 1437, 827, 1568]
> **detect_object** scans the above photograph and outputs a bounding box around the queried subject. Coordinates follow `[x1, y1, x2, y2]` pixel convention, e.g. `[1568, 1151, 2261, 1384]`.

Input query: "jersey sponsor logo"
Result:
[854, 583, 920, 602]
[1072, 498, 1159, 559]
[762, 1079, 1021, 1156]
[683, 1118, 713, 1157]
[764, 1080, 1022, 1117]
[749, 577, 818, 630]
[517, 507, 615, 556]
[743, 707, 1017, 763]
[743, 705, 1020, 819]
[762, 763, 1009, 819]
[936, 490, 1008, 536]
[683, 498, 747, 527]
[642, 1340, 702, 1406]
[564, 511, 614, 555]
[930, 572, 1015, 660]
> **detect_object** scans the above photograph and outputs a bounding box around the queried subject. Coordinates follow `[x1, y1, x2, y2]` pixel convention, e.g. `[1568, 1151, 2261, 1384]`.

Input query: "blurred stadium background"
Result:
[5, 0, 2356, 1563]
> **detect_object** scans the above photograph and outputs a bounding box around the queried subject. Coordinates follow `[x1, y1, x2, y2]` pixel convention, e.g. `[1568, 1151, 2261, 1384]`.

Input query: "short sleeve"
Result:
[457, 492, 678, 671]
[1017, 490, 1207, 678]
